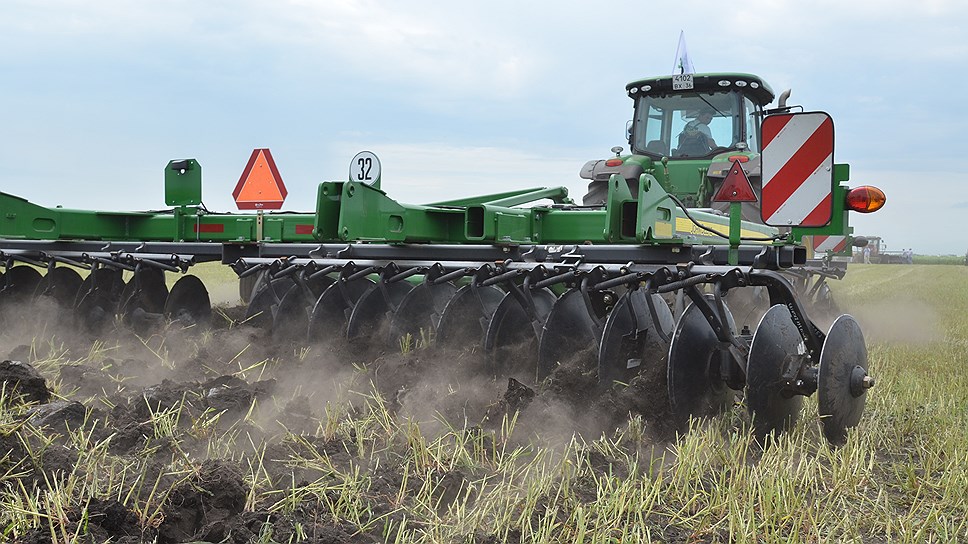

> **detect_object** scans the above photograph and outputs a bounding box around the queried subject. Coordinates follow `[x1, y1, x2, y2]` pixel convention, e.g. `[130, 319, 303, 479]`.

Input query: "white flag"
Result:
[672, 31, 695, 75]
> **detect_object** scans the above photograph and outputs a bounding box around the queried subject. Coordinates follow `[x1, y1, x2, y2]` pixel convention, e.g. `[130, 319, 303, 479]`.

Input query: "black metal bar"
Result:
[238, 262, 268, 279]
[533, 270, 578, 289]
[90, 256, 135, 271]
[308, 264, 339, 281]
[432, 267, 473, 284]
[387, 266, 422, 284]
[347, 266, 379, 281]
[593, 271, 645, 291]
[480, 268, 524, 287]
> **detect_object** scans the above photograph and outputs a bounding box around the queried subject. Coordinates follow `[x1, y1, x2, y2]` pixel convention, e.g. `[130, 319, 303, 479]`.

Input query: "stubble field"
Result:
[0, 263, 965, 543]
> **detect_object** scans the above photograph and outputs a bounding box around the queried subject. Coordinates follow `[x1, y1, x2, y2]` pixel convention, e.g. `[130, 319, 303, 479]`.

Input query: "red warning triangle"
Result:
[232, 148, 288, 210]
[712, 160, 758, 203]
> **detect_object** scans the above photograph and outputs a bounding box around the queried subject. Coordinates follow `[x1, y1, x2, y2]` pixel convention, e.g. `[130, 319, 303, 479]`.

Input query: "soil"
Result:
[0, 297, 680, 543]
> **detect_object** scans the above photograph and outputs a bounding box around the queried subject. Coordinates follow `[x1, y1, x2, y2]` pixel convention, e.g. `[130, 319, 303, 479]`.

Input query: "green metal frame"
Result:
[2, 161, 778, 251]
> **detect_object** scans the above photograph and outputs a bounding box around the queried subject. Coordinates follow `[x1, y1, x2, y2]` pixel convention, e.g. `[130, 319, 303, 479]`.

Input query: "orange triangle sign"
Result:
[232, 148, 288, 210]
[713, 160, 758, 203]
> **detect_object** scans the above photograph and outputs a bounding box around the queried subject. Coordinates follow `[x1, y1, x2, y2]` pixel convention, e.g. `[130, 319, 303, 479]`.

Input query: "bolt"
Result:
[862, 375, 876, 389]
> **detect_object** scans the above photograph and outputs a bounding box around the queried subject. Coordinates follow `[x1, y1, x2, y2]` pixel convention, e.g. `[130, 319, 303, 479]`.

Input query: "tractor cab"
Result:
[628, 73, 773, 159]
[581, 73, 775, 214]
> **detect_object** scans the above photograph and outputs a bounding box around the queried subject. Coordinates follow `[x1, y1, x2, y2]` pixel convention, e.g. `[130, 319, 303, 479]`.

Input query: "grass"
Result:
[1, 264, 966, 542]
[913, 255, 966, 266]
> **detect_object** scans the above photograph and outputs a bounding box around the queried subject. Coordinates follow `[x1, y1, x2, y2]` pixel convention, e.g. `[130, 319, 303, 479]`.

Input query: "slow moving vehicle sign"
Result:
[232, 148, 288, 210]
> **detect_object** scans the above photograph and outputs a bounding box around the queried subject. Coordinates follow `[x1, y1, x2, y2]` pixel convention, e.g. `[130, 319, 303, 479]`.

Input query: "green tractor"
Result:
[581, 72, 775, 221]
[580, 72, 882, 314]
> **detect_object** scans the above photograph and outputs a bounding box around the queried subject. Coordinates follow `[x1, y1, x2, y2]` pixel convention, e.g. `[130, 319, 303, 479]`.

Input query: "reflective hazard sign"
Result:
[232, 148, 287, 210]
[712, 160, 758, 203]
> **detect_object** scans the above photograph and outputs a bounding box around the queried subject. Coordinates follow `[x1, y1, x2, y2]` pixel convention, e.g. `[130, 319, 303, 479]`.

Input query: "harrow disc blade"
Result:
[667, 299, 736, 429]
[253, 275, 335, 334]
[810, 281, 840, 320]
[746, 305, 805, 439]
[245, 277, 296, 330]
[537, 288, 607, 381]
[118, 268, 169, 316]
[74, 268, 125, 331]
[0, 266, 43, 302]
[435, 284, 505, 347]
[164, 275, 211, 327]
[818, 314, 870, 445]
[484, 288, 556, 381]
[271, 286, 314, 341]
[34, 267, 84, 307]
[387, 281, 457, 348]
[598, 290, 674, 387]
[308, 277, 375, 341]
[346, 281, 415, 342]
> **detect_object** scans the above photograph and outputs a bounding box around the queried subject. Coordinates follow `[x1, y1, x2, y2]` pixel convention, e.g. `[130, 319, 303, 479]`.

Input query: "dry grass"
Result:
[0, 263, 965, 542]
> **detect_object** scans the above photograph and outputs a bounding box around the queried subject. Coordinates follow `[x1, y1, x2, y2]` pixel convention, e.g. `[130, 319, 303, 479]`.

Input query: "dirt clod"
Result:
[158, 459, 247, 544]
[27, 400, 88, 430]
[0, 360, 50, 404]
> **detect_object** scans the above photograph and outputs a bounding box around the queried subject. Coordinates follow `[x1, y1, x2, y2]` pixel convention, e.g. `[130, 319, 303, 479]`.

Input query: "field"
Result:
[0, 263, 966, 543]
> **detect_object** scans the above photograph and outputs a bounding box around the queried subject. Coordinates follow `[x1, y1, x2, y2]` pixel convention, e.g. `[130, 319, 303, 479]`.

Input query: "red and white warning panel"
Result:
[760, 112, 834, 227]
[811, 235, 848, 254]
[233, 148, 288, 210]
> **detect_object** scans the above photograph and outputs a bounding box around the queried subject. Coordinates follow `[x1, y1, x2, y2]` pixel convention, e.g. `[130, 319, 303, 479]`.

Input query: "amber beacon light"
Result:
[845, 186, 886, 213]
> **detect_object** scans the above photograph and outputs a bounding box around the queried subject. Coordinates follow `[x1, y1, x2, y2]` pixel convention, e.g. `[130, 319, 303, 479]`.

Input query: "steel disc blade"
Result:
[239, 269, 266, 304]
[0, 266, 43, 302]
[73, 268, 124, 309]
[272, 285, 314, 341]
[809, 282, 840, 320]
[73, 268, 125, 330]
[484, 288, 556, 381]
[598, 290, 674, 387]
[537, 288, 606, 381]
[119, 268, 169, 316]
[346, 281, 414, 342]
[308, 277, 374, 341]
[387, 281, 457, 347]
[164, 275, 211, 327]
[667, 299, 736, 429]
[435, 285, 505, 347]
[244, 277, 296, 329]
[35, 267, 84, 307]
[746, 304, 805, 438]
[818, 314, 869, 444]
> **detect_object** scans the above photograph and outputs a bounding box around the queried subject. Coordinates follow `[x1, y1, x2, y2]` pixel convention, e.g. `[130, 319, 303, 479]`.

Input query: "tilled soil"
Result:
[0, 301, 676, 543]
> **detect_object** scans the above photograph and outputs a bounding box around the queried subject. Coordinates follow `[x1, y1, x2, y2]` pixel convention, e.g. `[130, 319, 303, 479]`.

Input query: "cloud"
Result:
[0, 0, 540, 100]
[327, 141, 595, 205]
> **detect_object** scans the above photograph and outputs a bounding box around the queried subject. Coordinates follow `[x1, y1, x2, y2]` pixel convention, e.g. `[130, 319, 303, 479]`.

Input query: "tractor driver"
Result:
[690, 109, 718, 148]
[676, 108, 718, 156]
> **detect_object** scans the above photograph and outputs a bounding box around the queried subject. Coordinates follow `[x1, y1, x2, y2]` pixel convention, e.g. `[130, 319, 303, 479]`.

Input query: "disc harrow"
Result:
[0, 71, 887, 444]
[216, 242, 873, 444]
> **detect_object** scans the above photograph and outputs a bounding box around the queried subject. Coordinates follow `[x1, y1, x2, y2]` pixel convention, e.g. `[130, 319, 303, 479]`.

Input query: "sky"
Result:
[2, 0, 966, 255]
